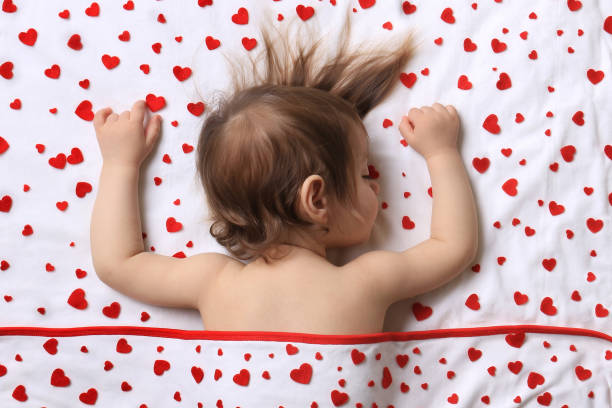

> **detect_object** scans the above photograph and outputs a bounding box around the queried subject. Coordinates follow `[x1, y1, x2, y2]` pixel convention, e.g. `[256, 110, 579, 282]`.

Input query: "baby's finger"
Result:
[93, 107, 113, 128]
[131, 100, 146, 123]
[119, 110, 131, 121]
[445, 104, 458, 116]
[431, 103, 447, 114]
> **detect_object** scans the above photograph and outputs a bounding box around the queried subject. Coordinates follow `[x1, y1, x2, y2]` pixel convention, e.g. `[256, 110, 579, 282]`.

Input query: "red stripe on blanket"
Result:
[0, 325, 610, 344]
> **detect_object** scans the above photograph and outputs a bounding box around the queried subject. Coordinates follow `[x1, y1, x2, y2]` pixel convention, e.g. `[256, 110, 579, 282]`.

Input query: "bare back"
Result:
[198, 250, 388, 334]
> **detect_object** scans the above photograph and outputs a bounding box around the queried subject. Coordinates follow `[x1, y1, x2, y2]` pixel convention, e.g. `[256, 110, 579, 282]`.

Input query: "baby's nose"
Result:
[371, 181, 380, 195]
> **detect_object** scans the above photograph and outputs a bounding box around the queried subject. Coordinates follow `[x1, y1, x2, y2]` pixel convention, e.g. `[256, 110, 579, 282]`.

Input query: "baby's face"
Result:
[328, 129, 380, 247]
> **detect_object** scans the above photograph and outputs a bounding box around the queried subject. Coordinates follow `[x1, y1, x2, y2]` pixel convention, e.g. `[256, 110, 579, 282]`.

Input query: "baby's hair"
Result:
[196, 7, 416, 264]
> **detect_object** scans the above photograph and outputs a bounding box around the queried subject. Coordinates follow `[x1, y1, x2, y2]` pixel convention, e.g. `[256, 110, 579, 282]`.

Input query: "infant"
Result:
[91, 10, 478, 334]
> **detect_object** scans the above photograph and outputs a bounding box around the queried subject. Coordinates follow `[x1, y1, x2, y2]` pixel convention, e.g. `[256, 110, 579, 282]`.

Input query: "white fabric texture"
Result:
[0, 0, 611, 406]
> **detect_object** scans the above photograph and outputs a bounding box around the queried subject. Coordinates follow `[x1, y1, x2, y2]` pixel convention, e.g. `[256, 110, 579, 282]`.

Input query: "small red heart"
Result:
[173, 65, 192, 81]
[464, 38, 477, 52]
[18, 28, 37, 46]
[85, 2, 100, 17]
[59, 9, 70, 18]
[51, 368, 71, 387]
[154, 360, 171, 375]
[542, 258, 556, 271]
[290, 363, 312, 384]
[483, 114, 501, 134]
[43, 338, 58, 354]
[465, 293, 480, 310]
[330, 389, 349, 406]
[400, 72, 417, 88]
[527, 371, 545, 389]
[508, 361, 523, 374]
[102, 301, 120, 318]
[472, 157, 489, 173]
[101, 54, 120, 69]
[402, 1, 417, 14]
[67, 147, 84, 164]
[586, 218, 603, 233]
[447, 393, 459, 404]
[116, 338, 132, 353]
[587, 69, 604, 84]
[575, 365, 592, 380]
[296, 5, 315, 21]
[496, 72, 512, 90]
[75, 100, 94, 121]
[491, 38, 507, 53]
[232, 368, 250, 386]
[205, 35, 221, 50]
[351, 349, 365, 365]
[166, 217, 183, 232]
[191, 366, 204, 383]
[501, 178, 518, 196]
[567, 0, 582, 11]
[187, 102, 205, 116]
[146, 93, 166, 112]
[79, 388, 98, 405]
[412, 302, 432, 321]
[458, 75, 473, 90]
[540, 297, 557, 316]
[396, 354, 409, 368]
[49, 153, 67, 169]
[505, 332, 525, 348]
[286, 344, 299, 355]
[11, 385, 27, 402]
[118, 30, 130, 41]
[44, 64, 61, 79]
[595, 304, 609, 317]
[231, 7, 249, 24]
[560, 145, 576, 162]
[75, 182, 92, 198]
[67, 34, 83, 50]
[572, 111, 585, 126]
[536, 392, 552, 405]
[468, 347, 482, 361]
[67, 288, 88, 309]
[440, 7, 455, 24]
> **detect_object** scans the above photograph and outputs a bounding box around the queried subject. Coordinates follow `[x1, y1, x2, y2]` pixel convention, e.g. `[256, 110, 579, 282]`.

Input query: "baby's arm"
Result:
[348, 104, 478, 306]
[90, 102, 224, 309]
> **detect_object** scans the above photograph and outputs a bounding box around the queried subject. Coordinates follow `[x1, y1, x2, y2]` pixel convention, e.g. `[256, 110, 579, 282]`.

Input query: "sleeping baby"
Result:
[90, 10, 478, 334]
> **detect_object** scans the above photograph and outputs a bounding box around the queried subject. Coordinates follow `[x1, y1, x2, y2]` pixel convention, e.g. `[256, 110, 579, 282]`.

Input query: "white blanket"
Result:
[1, 0, 611, 406]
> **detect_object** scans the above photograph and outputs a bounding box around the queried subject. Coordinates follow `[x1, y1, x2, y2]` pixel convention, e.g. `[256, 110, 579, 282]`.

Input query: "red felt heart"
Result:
[351, 349, 365, 365]
[232, 369, 250, 386]
[508, 361, 523, 374]
[458, 75, 472, 90]
[67, 288, 88, 309]
[102, 301, 120, 318]
[330, 389, 349, 406]
[116, 338, 132, 353]
[154, 360, 171, 375]
[79, 388, 98, 405]
[575, 365, 592, 381]
[505, 332, 525, 348]
[540, 297, 557, 316]
[67, 147, 84, 164]
[290, 363, 312, 384]
[412, 302, 432, 321]
[501, 178, 518, 196]
[468, 347, 482, 361]
[586, 218, 603, 233]
[75, 100, 94, 121]
[231, 7, 248, 24]
[400, 72, 417, 88]
[18, 28, 37, 46]
[101, 54, 120, 69]
[527, 371, 545, 389]
[471, 157, 489, 173]
[191, 366, 204, 383]
[296, 5, 315, 21]
[483, 114, 500, 134]
[51, 368, 71, 387]
[146, 93, 166, 112]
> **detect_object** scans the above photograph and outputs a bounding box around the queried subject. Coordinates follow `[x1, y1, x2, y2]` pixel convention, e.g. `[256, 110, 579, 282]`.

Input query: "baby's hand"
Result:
[93, 100, 162, 167]
[399, 103, 460, 160]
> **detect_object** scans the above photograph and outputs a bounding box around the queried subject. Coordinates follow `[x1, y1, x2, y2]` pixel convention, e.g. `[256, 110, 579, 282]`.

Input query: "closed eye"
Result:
[362, 175, 373, 179]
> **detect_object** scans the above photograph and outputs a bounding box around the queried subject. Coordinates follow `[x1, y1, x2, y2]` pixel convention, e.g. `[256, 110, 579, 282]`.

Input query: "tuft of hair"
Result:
[196, 7, 417, 264]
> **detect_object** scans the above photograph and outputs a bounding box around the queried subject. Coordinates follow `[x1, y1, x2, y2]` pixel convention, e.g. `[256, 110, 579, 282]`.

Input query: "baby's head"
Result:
[196, 9, 416, 264]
